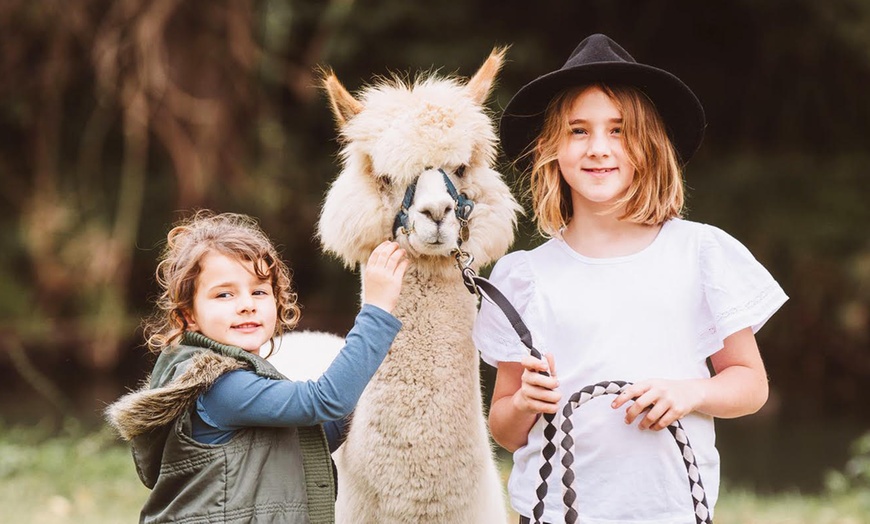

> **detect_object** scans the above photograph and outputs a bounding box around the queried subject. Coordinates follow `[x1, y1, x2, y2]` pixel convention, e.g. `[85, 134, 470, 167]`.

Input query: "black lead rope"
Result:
[461, 270, 559, 523]
[455, 252, 712, 524]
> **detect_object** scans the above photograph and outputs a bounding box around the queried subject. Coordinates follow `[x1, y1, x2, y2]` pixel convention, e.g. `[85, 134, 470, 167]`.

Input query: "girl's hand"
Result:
[513, 354, 561, 415]
[362, 241, 408, 313]
[611, 379, 705, 431]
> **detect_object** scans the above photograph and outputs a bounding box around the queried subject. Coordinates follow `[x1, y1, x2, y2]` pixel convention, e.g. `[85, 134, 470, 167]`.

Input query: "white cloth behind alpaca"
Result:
[265, 331, 345, 382]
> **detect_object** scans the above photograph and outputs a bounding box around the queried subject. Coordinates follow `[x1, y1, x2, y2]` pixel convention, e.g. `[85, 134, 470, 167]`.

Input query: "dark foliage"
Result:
[0, 0, 867, 425]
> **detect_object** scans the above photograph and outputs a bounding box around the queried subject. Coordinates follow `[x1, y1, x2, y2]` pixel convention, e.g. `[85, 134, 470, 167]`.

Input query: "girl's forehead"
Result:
[198, 250, 268, 278]
[199, 250, 245, 270]
[566, 86, 621, 116]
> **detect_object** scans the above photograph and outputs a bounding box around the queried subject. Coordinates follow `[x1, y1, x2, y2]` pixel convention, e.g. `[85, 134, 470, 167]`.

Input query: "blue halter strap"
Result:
[392, 178, 417, 238]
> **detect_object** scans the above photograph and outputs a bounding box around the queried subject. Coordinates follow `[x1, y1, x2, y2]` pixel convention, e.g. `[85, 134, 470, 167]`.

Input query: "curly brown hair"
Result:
[525, 83, 684, 237]
[143, 210, 300, 355]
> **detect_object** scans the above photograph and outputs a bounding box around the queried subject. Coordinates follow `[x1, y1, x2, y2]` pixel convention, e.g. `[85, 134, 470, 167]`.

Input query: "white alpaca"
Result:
[274, 48, 521, 523]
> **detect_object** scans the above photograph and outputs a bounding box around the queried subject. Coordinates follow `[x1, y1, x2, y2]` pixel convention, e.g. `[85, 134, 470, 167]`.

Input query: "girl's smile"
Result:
[583, 167, 619, 176]
[232, 322, 263, 332]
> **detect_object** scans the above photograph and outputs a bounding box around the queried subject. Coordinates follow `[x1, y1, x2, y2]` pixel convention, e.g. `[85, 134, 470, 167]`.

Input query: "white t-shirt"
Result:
[472, 218, 788, 524]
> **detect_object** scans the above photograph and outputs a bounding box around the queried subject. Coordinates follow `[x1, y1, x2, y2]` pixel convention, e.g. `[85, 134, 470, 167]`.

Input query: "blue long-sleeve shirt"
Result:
[191, 304, 401, 448]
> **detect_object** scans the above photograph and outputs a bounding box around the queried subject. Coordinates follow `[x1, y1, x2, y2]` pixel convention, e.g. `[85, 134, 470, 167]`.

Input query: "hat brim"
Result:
[499, 62, 706, 166]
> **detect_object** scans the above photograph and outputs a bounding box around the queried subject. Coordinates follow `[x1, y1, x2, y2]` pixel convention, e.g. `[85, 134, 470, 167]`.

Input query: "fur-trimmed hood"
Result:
[105, 331, 285, 441]
[105, 348, 247, 441]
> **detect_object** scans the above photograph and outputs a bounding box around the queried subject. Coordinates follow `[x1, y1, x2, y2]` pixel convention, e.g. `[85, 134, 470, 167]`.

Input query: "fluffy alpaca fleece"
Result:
[313, 48, 521, 523]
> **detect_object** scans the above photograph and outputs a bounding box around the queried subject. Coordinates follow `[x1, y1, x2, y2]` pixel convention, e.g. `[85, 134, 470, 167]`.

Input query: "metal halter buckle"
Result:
[452, 249, 478, 295]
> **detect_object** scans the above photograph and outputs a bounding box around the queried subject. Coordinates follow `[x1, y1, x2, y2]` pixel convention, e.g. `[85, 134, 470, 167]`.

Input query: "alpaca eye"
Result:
[455, 165, 467, 178]
[376, 174, 392, 189]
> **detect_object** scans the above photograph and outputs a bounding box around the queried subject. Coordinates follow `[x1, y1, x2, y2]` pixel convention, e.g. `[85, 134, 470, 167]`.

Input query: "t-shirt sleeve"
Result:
[698, 225, 788, 356]
[472, 251, 537, 367]
[196, 304, 401, 431]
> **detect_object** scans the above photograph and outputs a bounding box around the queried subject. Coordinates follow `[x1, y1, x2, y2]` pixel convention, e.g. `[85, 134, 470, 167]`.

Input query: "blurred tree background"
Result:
[1, 0, 868, 495]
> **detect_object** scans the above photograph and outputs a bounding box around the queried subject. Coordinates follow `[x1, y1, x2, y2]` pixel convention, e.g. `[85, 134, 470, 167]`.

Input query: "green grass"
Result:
[0, 420, 147, 524]
[495, 448, 870, 524]
[713, 487, 870, 523]
[2, 422, 868, 523]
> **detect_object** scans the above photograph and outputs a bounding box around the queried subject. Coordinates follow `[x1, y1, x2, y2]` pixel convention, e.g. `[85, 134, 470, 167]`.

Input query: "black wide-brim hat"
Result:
[500, 34, 706, 165]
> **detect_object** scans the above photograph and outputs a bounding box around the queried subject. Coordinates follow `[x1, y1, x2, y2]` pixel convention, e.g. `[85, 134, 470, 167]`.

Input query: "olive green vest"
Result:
[108, 332, 335, 524]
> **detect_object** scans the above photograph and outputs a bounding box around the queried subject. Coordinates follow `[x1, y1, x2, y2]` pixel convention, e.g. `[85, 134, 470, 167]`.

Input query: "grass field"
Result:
[1, 421, 868, 523]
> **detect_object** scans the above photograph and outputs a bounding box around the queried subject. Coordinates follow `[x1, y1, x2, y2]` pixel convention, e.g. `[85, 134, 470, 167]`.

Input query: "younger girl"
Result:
[107, 211, 407, 523]
[473, 34, 787, 523]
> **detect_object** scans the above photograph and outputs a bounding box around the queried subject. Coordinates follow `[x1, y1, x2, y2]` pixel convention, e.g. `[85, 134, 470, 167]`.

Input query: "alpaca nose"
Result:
[420, 202, 454, 224]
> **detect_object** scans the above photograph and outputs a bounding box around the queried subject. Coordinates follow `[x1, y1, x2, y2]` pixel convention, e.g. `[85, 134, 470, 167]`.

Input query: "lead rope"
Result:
[454, 251, 712, 524]
[453, 251, 557, 523]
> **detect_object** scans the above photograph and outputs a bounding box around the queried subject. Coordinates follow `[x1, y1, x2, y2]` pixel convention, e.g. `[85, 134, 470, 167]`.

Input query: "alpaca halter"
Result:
[392, 168, 475, 245]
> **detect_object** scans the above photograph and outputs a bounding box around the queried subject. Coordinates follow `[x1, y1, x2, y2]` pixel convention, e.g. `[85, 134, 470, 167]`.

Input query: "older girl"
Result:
[473, 34, 787, 523]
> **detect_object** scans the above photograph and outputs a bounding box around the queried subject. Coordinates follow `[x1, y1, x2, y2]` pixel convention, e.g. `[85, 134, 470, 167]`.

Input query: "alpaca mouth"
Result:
[406, 228, 460, 256]
[422, 236, 450, 248]
[430, 229, 447, 245]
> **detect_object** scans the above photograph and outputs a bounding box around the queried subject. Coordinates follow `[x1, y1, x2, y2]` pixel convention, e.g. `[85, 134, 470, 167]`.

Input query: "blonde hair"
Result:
[143, 210, 300, 354]
[527, 83, 684, 237]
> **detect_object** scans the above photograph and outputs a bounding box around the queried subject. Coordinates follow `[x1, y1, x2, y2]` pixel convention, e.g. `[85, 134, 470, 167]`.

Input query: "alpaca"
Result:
[303, 48, 520, 523]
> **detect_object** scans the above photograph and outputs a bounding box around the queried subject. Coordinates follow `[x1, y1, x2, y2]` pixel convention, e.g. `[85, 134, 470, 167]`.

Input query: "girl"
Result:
[473, 34, 788, 523]
[106, 211, 407, 524]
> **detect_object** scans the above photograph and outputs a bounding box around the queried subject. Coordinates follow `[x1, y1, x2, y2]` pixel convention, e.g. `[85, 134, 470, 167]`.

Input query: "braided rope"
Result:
[523, 345, 558, 523]
[552, 380, 713, 524]
[533, 412, 558, 522]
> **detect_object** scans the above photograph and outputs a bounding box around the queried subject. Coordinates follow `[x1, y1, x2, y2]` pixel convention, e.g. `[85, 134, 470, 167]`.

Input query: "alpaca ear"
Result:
[321, 69, 363, 127]
[465, 46, 508, 106]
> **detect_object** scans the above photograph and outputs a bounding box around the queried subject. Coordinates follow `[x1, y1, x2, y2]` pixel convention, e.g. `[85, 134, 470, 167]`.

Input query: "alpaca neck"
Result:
[383, 262, 479, 367]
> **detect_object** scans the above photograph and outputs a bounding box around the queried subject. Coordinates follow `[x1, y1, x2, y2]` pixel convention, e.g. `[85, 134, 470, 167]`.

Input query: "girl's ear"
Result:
[181, 309, 198, 332]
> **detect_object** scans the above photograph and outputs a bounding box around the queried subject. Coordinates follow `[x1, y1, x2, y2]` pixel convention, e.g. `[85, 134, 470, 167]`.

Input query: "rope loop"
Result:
[532, 380, 713, 524]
